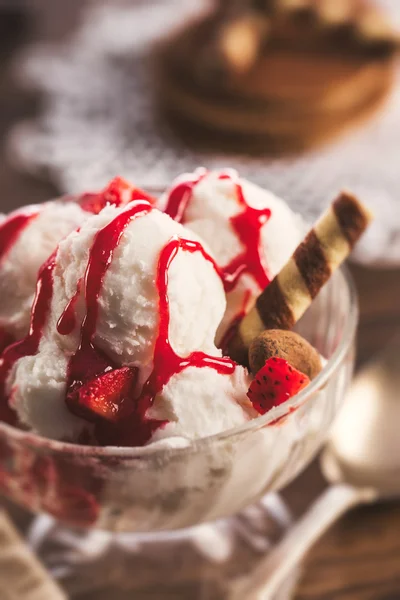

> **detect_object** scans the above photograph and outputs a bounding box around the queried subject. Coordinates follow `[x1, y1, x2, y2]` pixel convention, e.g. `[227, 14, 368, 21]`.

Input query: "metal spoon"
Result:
[232, 335, 400, 600]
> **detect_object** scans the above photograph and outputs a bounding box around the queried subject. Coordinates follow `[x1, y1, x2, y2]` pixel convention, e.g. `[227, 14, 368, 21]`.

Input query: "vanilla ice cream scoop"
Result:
[50, 204, 226, 378]
[0, 177, 146, 349]
[160, 169, 305, 343]
[0, 201, 87, 345]
[4, 200, 251, 445]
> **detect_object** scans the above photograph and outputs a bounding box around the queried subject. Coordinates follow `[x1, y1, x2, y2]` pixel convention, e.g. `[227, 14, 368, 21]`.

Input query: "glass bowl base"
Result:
[27, 492, 301, 599]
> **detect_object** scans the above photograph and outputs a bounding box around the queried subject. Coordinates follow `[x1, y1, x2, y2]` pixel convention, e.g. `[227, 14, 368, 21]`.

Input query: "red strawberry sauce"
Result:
[0, 198, 236, 446]
[0, 208, 51, 420]
[0, 210, 39, 265]
[0, 253, 56, 424]
[164, 169, 272, 293]
[60, 201, 153, 393]
[66, 203, 235, 445]
[136, 237, 236, 421]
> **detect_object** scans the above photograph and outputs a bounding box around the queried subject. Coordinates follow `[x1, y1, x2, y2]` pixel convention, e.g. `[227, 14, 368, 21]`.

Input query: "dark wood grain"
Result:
[0, 8, 400, 599]
[296, 502, 400, 599]
[294, 262, 400, 600]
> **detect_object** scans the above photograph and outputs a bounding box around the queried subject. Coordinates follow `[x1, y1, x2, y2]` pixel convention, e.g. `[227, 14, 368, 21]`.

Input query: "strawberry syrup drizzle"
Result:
[0, 211, 39, 265]
[63, 201, 152, 393]
[57, 280, 82, 337]
[62, 213, 234, 446]
[0, 253, 57, 424]
[67, 228, 234, 446]
[162, 169, 207, 222]
[164, 170, 272, 293]
[220, 174, 271, 292]
[137, 237, 236, 419]
[58, 199, 170, 446]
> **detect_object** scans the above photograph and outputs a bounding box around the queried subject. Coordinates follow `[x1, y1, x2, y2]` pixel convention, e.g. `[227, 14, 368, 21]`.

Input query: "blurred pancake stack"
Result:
[156, 0, 399, 154]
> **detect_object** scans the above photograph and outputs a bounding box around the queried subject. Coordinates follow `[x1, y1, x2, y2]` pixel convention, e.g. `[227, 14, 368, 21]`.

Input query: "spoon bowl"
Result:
[323, 337, 400, 497]
[322, 446, 400, 499]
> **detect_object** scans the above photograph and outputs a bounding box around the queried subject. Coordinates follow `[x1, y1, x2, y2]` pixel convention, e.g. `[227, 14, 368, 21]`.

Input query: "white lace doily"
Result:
[7, 0, 400, 266]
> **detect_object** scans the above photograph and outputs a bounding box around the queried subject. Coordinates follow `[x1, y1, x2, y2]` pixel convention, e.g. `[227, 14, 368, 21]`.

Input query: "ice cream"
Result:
[0, 170, 371, 448]
[148, 365, 254, 442]
[1, 200, 252, 444]
[160, 168, 305, 344]
[0, 202, 86, 348]
[0, 177, 154, 351]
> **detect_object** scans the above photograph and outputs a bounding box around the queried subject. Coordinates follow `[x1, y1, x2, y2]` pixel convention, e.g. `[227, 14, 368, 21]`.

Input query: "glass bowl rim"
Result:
[0, 266, 358, 459]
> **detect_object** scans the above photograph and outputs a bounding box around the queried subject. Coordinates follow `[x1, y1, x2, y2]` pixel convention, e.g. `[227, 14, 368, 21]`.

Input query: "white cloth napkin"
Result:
[0, 510, 66, 600]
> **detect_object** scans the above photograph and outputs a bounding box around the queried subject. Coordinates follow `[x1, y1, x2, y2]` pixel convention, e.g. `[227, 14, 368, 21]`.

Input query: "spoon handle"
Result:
[231, 483, 376, 600]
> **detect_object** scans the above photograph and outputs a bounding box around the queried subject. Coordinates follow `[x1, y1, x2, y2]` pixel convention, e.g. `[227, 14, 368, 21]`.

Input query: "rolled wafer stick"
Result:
[228, 191, 373, 366]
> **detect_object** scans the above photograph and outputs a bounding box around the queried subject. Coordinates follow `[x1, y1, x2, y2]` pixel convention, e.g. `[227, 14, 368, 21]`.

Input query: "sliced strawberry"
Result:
[79, 177, 156, 214]
[99, 177, 134, 208]
[78, 192, 105, 215]
[130, 186, 157, 206]
[247, 357, 310, 415]
[67, 343, 113, 390]
[66, 366, 138, 423]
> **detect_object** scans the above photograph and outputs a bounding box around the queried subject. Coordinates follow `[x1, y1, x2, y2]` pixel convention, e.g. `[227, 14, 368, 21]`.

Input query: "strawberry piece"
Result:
[67, 343, 113, 391]
[79, 177, 156, 214]
[78, 192, 105, 215]
[66, 366, 138, 423]
[247, 357, 310, 415]
[130, 186, 157, 206]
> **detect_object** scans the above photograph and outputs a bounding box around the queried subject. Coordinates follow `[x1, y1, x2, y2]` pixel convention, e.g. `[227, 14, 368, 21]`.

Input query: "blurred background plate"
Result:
[6, 0, 400, 267]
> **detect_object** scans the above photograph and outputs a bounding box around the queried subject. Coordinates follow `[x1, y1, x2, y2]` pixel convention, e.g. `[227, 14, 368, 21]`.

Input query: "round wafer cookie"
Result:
[155, 10, 397, 153]
[160, 83, 391, 154]
[160, 18, 395, 109]
[159, 52, 393, 135]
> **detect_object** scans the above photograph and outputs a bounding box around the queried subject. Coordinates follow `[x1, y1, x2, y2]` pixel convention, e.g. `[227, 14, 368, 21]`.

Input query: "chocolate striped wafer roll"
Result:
[228, 191, 373, 366]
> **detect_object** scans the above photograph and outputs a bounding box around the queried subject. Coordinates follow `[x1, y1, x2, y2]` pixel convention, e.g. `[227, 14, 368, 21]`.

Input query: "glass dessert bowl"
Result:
[0, 267, 357, 534]
[0, 171, 368, 597]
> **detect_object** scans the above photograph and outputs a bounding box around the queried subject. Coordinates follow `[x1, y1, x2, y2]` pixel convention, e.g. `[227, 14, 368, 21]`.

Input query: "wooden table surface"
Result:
[1, 7, 400, 600]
